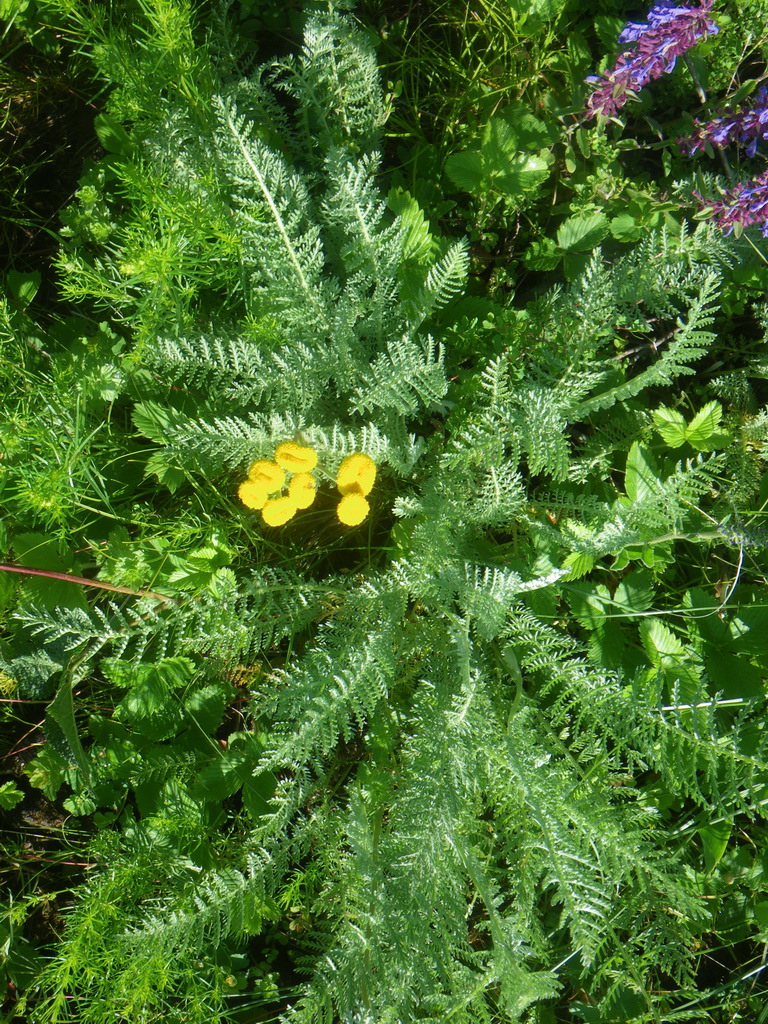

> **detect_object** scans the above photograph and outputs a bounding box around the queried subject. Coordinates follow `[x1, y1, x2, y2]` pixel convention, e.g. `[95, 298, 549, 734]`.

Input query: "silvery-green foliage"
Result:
[23, 3, 768, 1024]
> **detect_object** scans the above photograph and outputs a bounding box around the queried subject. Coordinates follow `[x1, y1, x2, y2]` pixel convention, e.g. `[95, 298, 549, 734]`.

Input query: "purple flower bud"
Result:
[679, 85, 768, 157]
[694, 168, 768, 236]
[585, 1, 718, 120]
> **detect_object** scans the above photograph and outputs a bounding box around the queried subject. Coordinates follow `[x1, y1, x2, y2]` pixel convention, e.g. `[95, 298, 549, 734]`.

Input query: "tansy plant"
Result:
[14, 3, 768, 1024]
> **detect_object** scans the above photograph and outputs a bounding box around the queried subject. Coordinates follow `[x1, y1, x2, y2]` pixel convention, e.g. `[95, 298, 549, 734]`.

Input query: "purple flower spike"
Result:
[585, 1, 719, 120]
[680, 86, 768, 158]
[694, 168, 768, 236]
[619, 2, 702, 43]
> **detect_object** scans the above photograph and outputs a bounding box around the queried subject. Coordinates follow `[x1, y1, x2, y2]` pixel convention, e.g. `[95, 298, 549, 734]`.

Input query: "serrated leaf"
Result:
[490, 152, 551, 195]
[0, 781, 24, 810]
[499, 106, 557, 149]
[561, 550, 596, 579]
[562, 251, 590, 282]
[24, 745, 71, 800]
[567, 583, 610, 629]
[613, 570, 654, 614]
[184, 684, 230, 734]
[755, 901, 768, 931]
[686, 400, 722, 448]
[639, 618, 701, 699]
[47, 673, 91, 778]
[652, 406, 688, 447]
[556, 212, 609, 253]
[444, 150, 485, 193]
[523, 237, 561, 271]
[482, 115, 518, 161]
[588, 620, 627, 669]
[624, 443, 662, 502]
[388, 187, 435, 264]
[692, 428, 731, 451]
[639, 618, 686, 665]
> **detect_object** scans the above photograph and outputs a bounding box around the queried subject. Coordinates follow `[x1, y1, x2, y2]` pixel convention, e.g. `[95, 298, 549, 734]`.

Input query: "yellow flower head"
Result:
[337, 492, 370, 527]
[262, 496, 298, 527]
[336, 453, 376, 496]
[275, 442, 318, 474]
[238, 480, 270, 510]
[288, 472, 317, 510]
[248, 459, 286, 492]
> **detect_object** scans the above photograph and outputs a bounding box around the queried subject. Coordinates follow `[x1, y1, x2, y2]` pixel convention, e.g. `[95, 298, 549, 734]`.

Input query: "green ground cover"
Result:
[2, 1, 768, 1021]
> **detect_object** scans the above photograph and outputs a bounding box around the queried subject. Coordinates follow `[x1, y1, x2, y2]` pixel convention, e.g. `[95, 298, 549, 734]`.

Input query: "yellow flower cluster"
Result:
[335, 453, 376, 526]
[237, 443, 377, 528]
[238, 442, 318, 526]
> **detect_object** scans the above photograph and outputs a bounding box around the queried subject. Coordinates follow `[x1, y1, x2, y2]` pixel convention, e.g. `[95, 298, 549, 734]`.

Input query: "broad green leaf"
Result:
[489, 152, 550, 195]
[692, 428, 731, 451]
[482, 115, 518, 162]
[0, 0, 32, 18]
[639, 618, 686, 665]
[116, 673, 168, 718]
[652, 406, 688, 447]
[755, 902, 768, 931]
[610, 213, 644, 243]
[686, 400, 723, 449]
[24, 745, 71, 800]
[0, 780, 24, 810]
[639, 617, 700, 699]
[574, 126, 592, 158]
[444, 151, 484, 193]
[561, 550, 595, 579]
[624, 443, 661, 503]
[523, 237, 561, 271]
[705, 650, 764, 699]
[47, 672, 91, 778]
[683, 587, 730, 645]
[11, 533, 88, 612]
[556, 212, 609, 253]
[94, 113, 133, 156]
[613, 570, 654, 614]
[132, 400, 188, 443]
[567, 583, 610, 630]
[562, 251, 590, 282]
[699, 820, 731, 873]
[145, 450, 187, 491]
[594, 14, 626, 50]
[498, 106, 557, 149]
[242, 770, 277, 820]
[184, 683, 230, 735]
[5, 270, 40, 307]
[588, 620, 627, 669]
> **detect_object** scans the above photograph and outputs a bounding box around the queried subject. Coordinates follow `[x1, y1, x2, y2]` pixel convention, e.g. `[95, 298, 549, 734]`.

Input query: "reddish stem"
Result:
[0, 562, 171, 602]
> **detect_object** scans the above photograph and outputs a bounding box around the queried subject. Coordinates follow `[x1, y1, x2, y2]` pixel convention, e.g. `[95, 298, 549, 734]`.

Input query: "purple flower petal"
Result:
[694, 168, 768, 235]
[586, 1, 718, 120]
[679, 84, 768, 156]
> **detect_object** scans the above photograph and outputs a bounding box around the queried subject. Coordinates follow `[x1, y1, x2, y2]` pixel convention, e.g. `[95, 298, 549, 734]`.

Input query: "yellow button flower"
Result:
[248, 459, 286, 492]
[274, 442, 318, 473]
[288, 472, 317, 510]
[336, 453, 376, 496]
[337, 492, 370, 526]
[238, 480, 270, 510]
[262, 496, 298, 527]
